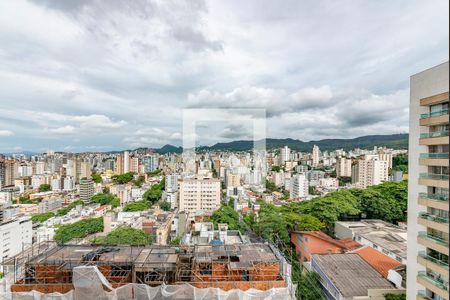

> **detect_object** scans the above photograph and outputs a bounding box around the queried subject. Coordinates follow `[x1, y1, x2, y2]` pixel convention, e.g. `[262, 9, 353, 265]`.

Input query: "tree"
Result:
[92, 193, 120, 208]
[147, 169, 162, 177]
[384, 294, 406, 300]
[283, 213, 324, 231]
[111, 172, 135, 184]
[95, 227, 152, 246]
[271, 166, 281, 172]
[159, 201, 171, 211]
[56, 200, 85, 216]
[38, 184, 51, 192]
[338, 176, 352, 186]
[265, 179, 278, 193]
[211, 204, 242, 231]
[54, 217, 103, 245]
[31, 212, 55, 223]
[169, 235, 181, 246]
[91, 173, 102, 183]
[123, 201, 149, 212]
[133, 175, 145, 187]
[252, 203, 290, 243]
[143, 179, 165, 204]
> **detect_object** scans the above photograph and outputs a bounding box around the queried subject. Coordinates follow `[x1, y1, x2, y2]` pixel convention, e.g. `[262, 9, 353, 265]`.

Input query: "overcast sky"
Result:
[0, 0, 448, 153]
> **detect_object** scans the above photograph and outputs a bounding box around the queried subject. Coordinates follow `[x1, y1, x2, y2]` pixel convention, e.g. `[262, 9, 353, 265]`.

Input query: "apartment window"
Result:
[395, 256, 402, 262]
[373, 244, 378, 249]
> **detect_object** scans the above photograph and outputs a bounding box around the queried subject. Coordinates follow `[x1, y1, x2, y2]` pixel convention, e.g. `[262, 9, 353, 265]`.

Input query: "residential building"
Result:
[311, 253, 399, 300]
[280, 146, 291, 164]
[179, 177, 221, 213]
[407, 61, 449, 300]
[352, 157, 389, 188]
[312, 145, 320, 167]
[291, 231, 360, 263]
[335, 220, 407, 264]
[143, 154, 159, 173]
[79, 178, 94, 203]
[336, 156, 352, 177]
[0, 217, 32, 269]
[289, 173, 309, 199]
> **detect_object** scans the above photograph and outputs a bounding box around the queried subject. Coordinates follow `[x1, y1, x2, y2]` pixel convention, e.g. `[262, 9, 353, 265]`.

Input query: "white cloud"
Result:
[0, 0, 447, 151]
[0, 129, 14, 136]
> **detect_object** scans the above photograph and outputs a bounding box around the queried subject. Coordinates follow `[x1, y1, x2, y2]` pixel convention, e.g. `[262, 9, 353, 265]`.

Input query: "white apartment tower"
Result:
[407, 62, 449, 300]
[179, 178, 221, 213]
[336, 156, 352, 177]
[352, 157, 389, 189]
[312, 145, 320, 167]
[280, 146, 291, 164]
[290, 173, 309, 199]
[123, 151, 130, 173]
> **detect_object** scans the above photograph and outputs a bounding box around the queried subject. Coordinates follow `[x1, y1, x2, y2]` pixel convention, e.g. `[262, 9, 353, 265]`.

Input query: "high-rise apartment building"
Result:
[336, 156, 352, 177]
[179, 177, 221, 213]
[143, 155, 159, 173]
[0, 217, 32, 268]
[115, 154, 124, 174]
[289, 173, 309, 199]
[123, 151, 130, 173]
[312, 145, 320, 167]
[407, 62, 449, 300]
[351, 157, 389, 189]
[79, 178, 94, 203]
[280, 146, 291, 164]
[165, 174, 180, 193]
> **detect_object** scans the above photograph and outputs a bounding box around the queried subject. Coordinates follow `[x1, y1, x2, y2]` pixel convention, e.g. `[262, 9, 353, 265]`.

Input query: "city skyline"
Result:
[0, 0, 448, 153]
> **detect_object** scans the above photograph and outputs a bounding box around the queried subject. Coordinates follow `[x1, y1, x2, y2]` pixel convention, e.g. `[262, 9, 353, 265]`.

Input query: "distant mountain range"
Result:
[155, 133, 408, 153]
[2, 134, 408, 155]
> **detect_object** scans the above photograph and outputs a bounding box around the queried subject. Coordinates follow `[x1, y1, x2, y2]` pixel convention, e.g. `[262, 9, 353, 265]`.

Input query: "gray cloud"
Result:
[0, 0, 447, 152]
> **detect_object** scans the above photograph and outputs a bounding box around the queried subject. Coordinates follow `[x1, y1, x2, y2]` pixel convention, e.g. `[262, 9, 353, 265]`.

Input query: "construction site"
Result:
[1, 241, 295, 299]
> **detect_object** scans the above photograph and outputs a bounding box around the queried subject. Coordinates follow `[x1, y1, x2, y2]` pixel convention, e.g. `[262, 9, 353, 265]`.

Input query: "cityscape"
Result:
[0, 1, 449, 300]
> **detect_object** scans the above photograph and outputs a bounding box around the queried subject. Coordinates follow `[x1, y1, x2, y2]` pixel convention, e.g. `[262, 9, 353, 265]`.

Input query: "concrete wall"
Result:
[407, 61, 449, 299]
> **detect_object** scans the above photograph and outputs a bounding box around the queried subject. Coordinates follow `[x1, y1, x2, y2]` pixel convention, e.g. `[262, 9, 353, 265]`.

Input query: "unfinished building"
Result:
[2, 242, 295, 299]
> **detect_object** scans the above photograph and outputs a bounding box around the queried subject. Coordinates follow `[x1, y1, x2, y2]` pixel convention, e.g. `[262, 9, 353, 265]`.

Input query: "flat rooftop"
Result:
[312, 253, 395, 298]
[336, 220, 407, 258]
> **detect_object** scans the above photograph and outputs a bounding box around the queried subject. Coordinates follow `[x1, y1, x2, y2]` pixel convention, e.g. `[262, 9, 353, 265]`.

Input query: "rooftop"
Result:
[312, 253, 395, 298]
[336, 220, 407, 258]
[353, 246, 402, 278]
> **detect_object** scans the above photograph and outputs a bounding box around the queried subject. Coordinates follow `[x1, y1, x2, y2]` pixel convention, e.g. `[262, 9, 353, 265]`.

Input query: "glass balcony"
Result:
[418, 232, 449, 247]
[417, 290, 433, 300]
[420, 153, 449, 159]
[420, 109, 449, 119]
[419, 173, 449, 181]
[420, 131, 449, 139]
[418, 271, 449, 292]
[419, 192, 449, 202]
[418, 251, 449, 269]
[419, 212, 449, 224]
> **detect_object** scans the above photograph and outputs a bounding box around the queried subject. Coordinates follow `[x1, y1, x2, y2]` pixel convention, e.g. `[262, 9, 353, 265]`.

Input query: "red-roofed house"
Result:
[291, 231, 361, 262]
[352, 246, 402, 278]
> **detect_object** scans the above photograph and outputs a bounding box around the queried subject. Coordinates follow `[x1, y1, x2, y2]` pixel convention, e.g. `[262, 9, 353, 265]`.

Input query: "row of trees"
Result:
[92, 192, 120, 208]
[111, 172, 135, 184]
[92, 227, 152, 246]
[247, 181, 407, 244]
[54, 217, 103, 245]
[123, 178, 166, 211]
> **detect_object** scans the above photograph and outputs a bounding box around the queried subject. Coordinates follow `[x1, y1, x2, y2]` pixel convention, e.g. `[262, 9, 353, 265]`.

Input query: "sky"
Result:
[0, 0, 448, 153]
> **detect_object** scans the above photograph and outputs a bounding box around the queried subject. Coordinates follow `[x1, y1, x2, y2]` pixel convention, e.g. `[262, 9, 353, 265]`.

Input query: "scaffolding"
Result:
[1, 243, 296, 299]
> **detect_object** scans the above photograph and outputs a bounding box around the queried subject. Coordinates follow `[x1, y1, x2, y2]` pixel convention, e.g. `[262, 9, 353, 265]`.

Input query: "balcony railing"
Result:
[420, 153, 449, 159]
[419, 212, 449, 224]
[420, 131, 449, 139]
[417, 290, 433, 300]
[418, 251, 449, 269]
[419, 192, 449, 202]
[419, 231, 448, 247]
[420, 109, 449, 119]
[418, 271, 449, 291]
[419, 173, 449, 181]
[418, 232, 449, 247]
